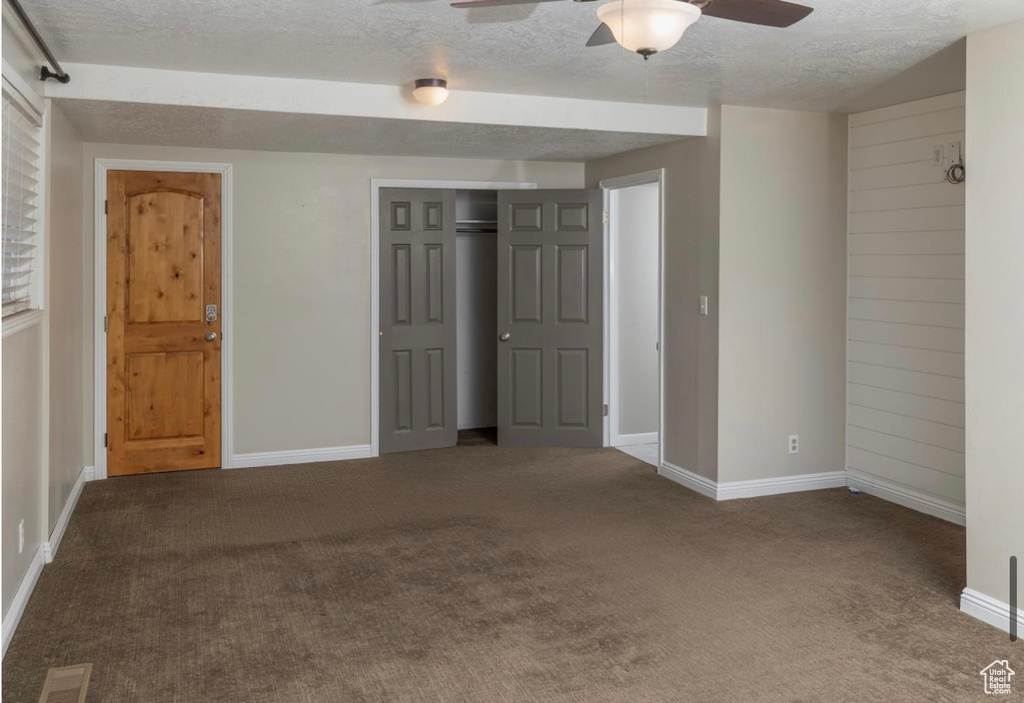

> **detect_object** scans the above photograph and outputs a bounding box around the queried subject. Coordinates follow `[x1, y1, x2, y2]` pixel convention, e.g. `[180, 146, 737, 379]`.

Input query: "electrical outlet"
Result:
[18, 519, 25, 554]
[932, 143, 945, 167]
[788, 435, 799, 455]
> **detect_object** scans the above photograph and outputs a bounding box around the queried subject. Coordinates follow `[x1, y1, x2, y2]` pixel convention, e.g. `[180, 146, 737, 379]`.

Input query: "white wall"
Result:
[611, 182, 659, 441]
[963, 18, 1024, 620]
[80, 144, 584, 460]
[845, 92, 966, 517]
[717, 106, 848, 483]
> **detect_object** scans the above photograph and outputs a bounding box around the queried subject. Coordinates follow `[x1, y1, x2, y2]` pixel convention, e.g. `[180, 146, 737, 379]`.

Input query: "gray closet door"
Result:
[497, 189, 604, 447]
[380, 188, 458, 453]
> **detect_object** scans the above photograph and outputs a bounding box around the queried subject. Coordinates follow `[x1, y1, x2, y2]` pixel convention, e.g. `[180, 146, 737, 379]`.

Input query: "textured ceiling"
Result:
[55, 99, 682, 161]
[18, 0, 1024, 111]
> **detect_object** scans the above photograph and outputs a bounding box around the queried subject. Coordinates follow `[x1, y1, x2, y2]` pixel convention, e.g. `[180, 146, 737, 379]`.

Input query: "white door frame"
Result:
[601, 170, 665, 466]
[93, 159, 234, 479]
[369, 179, 537, 457]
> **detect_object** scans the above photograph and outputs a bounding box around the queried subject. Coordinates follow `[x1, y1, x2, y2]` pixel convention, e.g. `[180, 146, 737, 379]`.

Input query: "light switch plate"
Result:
[699, 295, 709, 316]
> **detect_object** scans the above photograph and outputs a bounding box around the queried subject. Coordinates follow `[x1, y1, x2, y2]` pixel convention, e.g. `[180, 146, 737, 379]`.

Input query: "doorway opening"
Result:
[602, 171, 664, 469]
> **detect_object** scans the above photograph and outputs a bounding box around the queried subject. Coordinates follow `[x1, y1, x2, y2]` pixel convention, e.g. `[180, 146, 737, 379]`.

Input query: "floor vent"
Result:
[38, 664, 91, 703]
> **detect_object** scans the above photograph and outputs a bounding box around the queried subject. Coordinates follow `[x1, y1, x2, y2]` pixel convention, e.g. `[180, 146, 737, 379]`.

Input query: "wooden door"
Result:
[106, 171, 222, 476]
[496, 189, 604, 447]
[379, 188, 458, 453]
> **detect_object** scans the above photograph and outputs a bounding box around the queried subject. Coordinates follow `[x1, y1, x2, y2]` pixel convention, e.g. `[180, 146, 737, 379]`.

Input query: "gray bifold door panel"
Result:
[380, 188, 458, 453]
[496, 190, 604, 447]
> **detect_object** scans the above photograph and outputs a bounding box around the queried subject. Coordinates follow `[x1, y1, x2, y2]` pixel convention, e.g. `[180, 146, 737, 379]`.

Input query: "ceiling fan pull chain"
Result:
[644, 58, 649, 102]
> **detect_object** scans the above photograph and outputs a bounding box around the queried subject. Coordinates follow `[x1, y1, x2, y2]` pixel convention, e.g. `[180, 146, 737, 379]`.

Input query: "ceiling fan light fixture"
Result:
[413, 78, 449, 106]
[596, 0, 701, 54]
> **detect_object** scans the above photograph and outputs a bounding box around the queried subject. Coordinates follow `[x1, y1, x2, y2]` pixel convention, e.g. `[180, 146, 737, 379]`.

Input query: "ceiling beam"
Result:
[45, 63, 707, 138]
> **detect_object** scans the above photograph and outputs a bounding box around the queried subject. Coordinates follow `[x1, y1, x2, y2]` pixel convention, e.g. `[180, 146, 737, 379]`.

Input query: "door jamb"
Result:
[600, 170, 665, 469]
[370, 179, 537, 457]
[93, 159, 234, 479]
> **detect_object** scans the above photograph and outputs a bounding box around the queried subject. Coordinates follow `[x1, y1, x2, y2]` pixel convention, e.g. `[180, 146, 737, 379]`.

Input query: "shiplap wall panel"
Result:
[848, 254, 964, 278]
[847, 92, 966, 509]
[848, 319, 964, 353]
[848, 160, 951, 191]
[847, 230, 965, 256]
[847, 405, 964, 452]
[848, 362, 965, 403]
[848, 299, 964, 328]
[848, 341, 964, 378]
[848, 132, 966, 170]
[849, 205, 965, 233]
[847, 448, 966, 502]
[848, 384, 965, 426]
[849, 427, 965, 475]
[849, 183, 965, 212]
[848, 277, 964, 304]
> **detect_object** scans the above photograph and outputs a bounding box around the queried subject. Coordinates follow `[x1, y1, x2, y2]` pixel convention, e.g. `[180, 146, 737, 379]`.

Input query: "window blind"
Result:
[2, 79, 43, 318]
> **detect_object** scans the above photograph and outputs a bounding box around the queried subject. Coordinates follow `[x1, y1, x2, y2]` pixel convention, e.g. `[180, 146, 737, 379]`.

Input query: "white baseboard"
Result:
[2, 545, 45, 659]
[659, 462, 845, 501]
[658, 462, 718, 499]
[961, 588, 1023, 635]
[846, 468, 965, 525]
[230, 444, 374, 469]
[43, 465, 94, 563]
[717, 471, 847, 500]
[613, 432, 658, 447]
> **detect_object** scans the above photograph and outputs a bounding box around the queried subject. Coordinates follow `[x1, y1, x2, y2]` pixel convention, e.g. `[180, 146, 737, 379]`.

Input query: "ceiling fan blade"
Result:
[700, 0, 813, 28]
[452, 0, 559, 8]
[585, 22, 616, 47]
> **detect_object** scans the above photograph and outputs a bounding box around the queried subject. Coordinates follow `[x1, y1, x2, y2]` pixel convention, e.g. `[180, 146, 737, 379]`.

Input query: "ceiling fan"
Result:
[451, 0, 814, 57]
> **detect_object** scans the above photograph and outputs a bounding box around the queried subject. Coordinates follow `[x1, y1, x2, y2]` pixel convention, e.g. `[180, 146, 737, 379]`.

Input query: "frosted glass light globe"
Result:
[596, 0, 701, 55]
[413, 79, 449, 106]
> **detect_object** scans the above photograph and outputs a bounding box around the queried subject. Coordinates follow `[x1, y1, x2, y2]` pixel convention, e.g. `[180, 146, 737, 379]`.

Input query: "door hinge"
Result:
[104, 433, 108, 448]
[104, 199, 108, 215]
[603, 403, 609, 417]
[602, 210, 609, 225]
[104, 315, 109, 332]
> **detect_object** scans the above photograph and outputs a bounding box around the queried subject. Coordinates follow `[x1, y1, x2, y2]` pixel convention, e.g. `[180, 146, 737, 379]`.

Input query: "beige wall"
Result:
[47, 103, 87, 530]
[80, 144, 584, 457]
[1, 325, 45, 619]
[2, 16, 47, 624]
[587, 108, 722, 479]
[612, 182, 660, 438]
[717, 106, 847, 483]
[964, 19, 1024, 608]
[845, 93, 966, 510]
[1, 21, 43, 97]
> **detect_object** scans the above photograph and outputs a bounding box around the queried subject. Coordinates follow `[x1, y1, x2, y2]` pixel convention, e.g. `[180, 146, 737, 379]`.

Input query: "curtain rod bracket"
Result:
[8, 0, 70, 84]
[39, 66, 70, 84]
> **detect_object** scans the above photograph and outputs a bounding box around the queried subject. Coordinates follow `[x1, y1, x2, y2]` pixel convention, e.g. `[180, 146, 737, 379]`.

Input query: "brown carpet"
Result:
[2, 446, 1015, 702]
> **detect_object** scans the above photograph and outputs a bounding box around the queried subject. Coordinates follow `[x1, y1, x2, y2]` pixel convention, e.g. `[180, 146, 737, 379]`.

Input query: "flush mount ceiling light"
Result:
[595, 0, 702, 58]
[412, 78, 449, 106]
